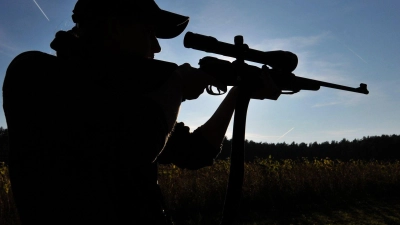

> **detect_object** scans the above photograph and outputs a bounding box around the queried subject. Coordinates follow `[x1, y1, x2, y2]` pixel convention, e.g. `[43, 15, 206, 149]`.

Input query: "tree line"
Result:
[1, 127, 399, 164]
[218, 134, 400, 161]
[0, 127, 9, 164]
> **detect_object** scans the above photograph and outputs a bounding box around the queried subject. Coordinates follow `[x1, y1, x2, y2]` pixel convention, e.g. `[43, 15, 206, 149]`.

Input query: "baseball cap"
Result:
[71, 0, 190, 39]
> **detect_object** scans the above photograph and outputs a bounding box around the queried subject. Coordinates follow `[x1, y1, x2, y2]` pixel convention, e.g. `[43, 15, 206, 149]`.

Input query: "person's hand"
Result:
[250, 66, 281, 100]
[174, 63, 225, 100]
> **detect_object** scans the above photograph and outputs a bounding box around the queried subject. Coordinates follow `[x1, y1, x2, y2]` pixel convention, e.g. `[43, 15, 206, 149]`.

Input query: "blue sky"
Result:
[0, 0, 399, 144]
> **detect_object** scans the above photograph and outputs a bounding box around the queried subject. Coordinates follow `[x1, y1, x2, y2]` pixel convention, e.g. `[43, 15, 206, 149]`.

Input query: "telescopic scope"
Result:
[184, 32, 299, 72]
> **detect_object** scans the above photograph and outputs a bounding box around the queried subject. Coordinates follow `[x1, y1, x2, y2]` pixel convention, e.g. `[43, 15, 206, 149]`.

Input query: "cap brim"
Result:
[154, 10, 189, 39]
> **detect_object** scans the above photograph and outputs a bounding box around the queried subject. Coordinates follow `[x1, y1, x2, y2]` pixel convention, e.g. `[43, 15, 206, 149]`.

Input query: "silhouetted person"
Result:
[2, 0, 280, 224]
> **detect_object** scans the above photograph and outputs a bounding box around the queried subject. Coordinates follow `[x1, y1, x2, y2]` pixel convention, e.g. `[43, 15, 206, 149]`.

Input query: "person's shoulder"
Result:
[4, 51, 59, 89]
[8, 51, 56, 70]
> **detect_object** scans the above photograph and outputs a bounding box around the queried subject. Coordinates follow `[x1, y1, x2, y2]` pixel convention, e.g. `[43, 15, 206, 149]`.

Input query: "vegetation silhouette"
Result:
[218, 134, 400, 161]
[0, 128, 9, 164]
[1, 134, 400, 225]
[1, 127, 399, 164]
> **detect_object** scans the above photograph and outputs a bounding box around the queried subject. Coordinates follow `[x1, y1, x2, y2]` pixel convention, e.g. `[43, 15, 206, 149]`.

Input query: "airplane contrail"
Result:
[276, 127, 295, 141]
[345, 46, 367, 64]
[336, 38, 367, 64]
[33, 0, 50, 21]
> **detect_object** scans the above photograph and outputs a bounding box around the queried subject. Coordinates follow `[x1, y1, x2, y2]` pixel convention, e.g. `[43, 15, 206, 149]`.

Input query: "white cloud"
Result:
[301, 60, 348, 82]
[251, 32, 332, 52]
[248, 32, 353, 84]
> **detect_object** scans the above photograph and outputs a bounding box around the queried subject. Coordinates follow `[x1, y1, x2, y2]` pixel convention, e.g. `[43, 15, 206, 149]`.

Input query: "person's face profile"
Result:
[107, 17, 161, 58]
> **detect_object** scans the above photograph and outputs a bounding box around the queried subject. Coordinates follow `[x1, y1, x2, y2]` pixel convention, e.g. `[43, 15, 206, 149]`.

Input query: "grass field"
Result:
[1, 158, 400, 224]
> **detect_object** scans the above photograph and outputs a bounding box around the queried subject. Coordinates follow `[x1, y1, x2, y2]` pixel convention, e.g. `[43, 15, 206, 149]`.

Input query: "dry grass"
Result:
[0, 162, 20, 225]
[158, 158, 400, 224]
[1, 158, 400, 224]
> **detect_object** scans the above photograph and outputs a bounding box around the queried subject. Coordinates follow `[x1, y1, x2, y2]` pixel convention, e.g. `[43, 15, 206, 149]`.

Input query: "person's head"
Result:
[71, 0, 189, 58]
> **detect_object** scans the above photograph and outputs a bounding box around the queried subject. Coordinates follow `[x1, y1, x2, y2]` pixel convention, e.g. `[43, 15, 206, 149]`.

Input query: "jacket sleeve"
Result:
[157, 122, 222, 170]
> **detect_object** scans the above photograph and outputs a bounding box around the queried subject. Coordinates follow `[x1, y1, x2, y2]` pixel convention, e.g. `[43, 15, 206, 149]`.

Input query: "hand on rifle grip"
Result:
[250, 65, 281, 100]
[175, 63, 225, 100]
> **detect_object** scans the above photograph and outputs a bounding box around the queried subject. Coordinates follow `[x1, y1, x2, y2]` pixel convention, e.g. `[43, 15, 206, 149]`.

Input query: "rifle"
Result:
[182, 31, 369, 225]
[184, 31, 369, 95]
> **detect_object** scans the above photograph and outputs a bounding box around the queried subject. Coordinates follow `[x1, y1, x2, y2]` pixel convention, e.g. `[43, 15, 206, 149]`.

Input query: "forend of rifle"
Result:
[184, 31, 299, 72]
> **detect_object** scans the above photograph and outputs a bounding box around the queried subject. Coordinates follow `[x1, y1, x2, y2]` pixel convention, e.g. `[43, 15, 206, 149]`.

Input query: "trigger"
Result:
[206, 85, 226, 95]
[206, 85, 216, 95]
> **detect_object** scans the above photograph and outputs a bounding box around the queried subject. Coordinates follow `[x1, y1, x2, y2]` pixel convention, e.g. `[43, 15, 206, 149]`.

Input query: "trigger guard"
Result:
[206, 85, 225, 95]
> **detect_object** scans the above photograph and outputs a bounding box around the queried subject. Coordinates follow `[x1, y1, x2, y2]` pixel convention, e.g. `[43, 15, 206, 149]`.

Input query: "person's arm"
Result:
[157, 68, 281, 169]
[144, 63, 223, 135]
[156, 87, 238, 170]
[194, 87, 238, 150]
[192, 67, 281, 150]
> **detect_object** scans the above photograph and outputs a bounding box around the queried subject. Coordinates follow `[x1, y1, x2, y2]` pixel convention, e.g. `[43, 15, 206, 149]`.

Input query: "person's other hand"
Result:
[174, 63, 224, 100]
[250, 66, 281, 100]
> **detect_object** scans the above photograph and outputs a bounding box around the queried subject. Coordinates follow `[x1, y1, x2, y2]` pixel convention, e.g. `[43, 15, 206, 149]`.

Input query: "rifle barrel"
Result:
[297, 77, 369, 94]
